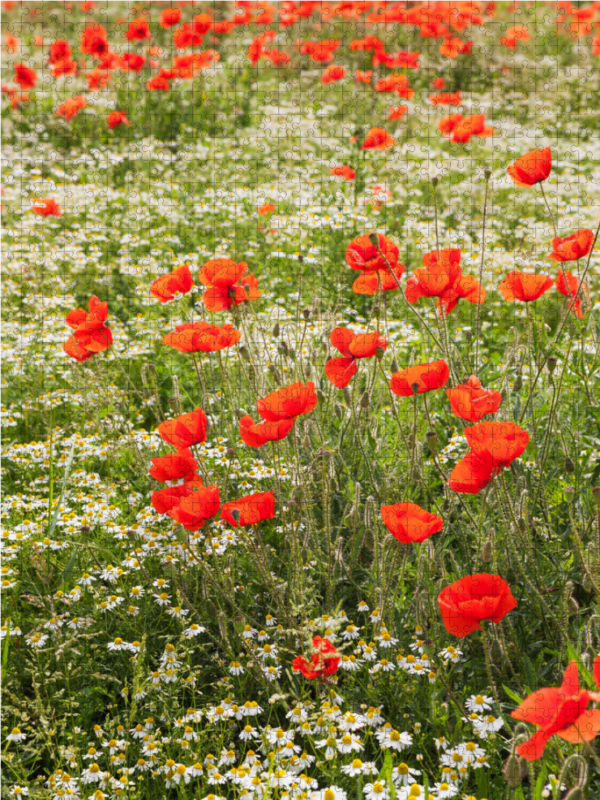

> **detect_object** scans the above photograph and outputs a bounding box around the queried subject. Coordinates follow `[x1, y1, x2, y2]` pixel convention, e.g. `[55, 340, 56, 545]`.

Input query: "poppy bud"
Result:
[564, 456, 575, 474]
[316, 389, 326, 405]
[567, 595, 579, 615]
[360, 392, 370, 409]
[425, 431, 438, 453]
[239, 345, 250, 361]
[592, 486, 600, 506]
[168, 396, 180, 414]
[481, 539, 493, 563]
[564, 487, 575, 503]
[390, 358, 399, 373]
[148, 364, 156, 372]
[431, 176, 439, 186]
[411, 382, 421, 396]
[412, 467, 422, 482]
[278, 342, 288, 356]
[464, 330, 472, 341]
[568, 323, 577, 338]
[513, 374, 523, 392]
[272, 322, 280, 337]
[563, 788, 584, 800]
[230, 508, 241, 523]
[236, 408, 247, 419]
[547, 356, 557, 373]
[503, 754, 524, 787]
[582, 572, 594, 593]
[375, 346, 385, 360]
[302, 435, 311, 450]
[368, 232, 379, 247]
[227, 448, 235, 457]
[268, 363, 281, 383]
[302, 308, 311, 320]
[484, 167, 492, 180]
[334, 403, 344, 419]
[342, 388, 352, 407]
[298, 254, 304, 263]
[80, 525, 91, 534]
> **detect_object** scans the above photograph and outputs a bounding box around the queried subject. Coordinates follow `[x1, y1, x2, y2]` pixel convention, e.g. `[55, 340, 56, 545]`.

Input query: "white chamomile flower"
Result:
[312, 788, 347, 800]
[391, 763, 421, 787]
[472, 714, 504, 738]
[341, 758, 365, 777]
[465, 694, 493, 714]
[439, 646, 462, 663]
[336, 734, 363, 753]
[433, 781, 458, 798]
[363, 780, 389, 800]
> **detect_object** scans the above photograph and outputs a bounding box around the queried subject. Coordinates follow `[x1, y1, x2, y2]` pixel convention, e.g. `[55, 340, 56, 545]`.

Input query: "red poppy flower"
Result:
[163, 321, 241, 353]
[150, 264, 194, 303]
[173, 23, 204, 49]
[167, 484, 220, 531]
[256, 381, 317, 422]
[121, 53, 146, 71]
[158, 409, 208, 450]
[355, 69, 372, 83]
[388, 105, 408, 121]
[555, 270, 589, 319]
[465, 421, 529, 466]
[438, 114, 463, 135]
[438, 573, 517, 637]
[361, 127, 395, 150]
[429, 91, 462, 106]
[325, 327, 387, 389]
[193, 13, 213, 35]
[51, 59, 77, 78]
[258, 203, 276, 215]
[511, 659, 600, 761]
[32, 198, 62, 217]
[86, 69, 110, 91]
[56, 95, 87, 121]
[14, 64, 37, 89]
[507, 147, 551, 187]
[375, 74, 414, 99]
[321, 65, 346, 83]
[107, 111, 130, 129]
[405, 249, 463, 302]
[373, 50, 420, 69]
[81, 24, 109, 58]
[390, 360, 450, 397]
[239, 415, 295, 448]
[160, 8, 182, 28]
[446, 376, 501, 422]
[431, 77, 445, 89]
[149, 448, 198, 483]
[151, 476, 204, 515]
[198, 258, 261, 312]
[548, 229, 594, 262]
[221, 490, 275, 527]
[499, 271, 553, 302]
[292, 636, 340, 680]
[49, 40, 72, 64]
[380, 502, 443, 544]
[125, 18, 151, 41]
[330, 165, 356, 180]
[449, 113, 494, 143]
[349, 36, 384, 52]
[146, 75, 170, 91]
[448, 450, 499, 494]
[438, 274, 485, 315]
[352, 264, 405, 295]
[346, 233, 400, 274]
[64, 295, 112, 359]
[500, 24, 531, 49]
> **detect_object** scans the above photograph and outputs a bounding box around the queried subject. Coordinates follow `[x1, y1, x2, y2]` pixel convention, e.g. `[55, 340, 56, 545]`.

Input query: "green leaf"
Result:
[502, 684, 523, 706]
[1, 619, 10, 688]
[534, 763, 547, 800]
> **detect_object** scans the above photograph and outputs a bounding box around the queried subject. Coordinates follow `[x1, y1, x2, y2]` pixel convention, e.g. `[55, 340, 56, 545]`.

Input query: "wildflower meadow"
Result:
[2, 2, 600, 799]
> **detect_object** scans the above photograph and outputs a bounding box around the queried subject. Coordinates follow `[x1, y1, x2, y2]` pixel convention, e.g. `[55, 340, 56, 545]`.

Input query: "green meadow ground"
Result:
[2, 2, 600, 799]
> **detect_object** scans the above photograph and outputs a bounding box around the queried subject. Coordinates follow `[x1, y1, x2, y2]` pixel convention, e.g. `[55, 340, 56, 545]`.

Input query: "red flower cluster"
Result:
[198, 259, 261, 312]
[406, 249, 484, 315]
[390, 360, 449, 397]
[163, 322, 241, 353]
[448, 422, 530, 494]
[240, 382, 317, 448]
[292, 636, 340, 680]
[325, 327, 387, 389]
[63, 296, 113, 362]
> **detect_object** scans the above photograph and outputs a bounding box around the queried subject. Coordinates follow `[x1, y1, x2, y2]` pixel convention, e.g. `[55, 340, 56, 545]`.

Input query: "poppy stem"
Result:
[539, 181, 558, 238]
[372, 241, 444, 353]
[480, 623, 504, 723]
[474, 170, 492, 371]
[431, 177, 441, 261]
